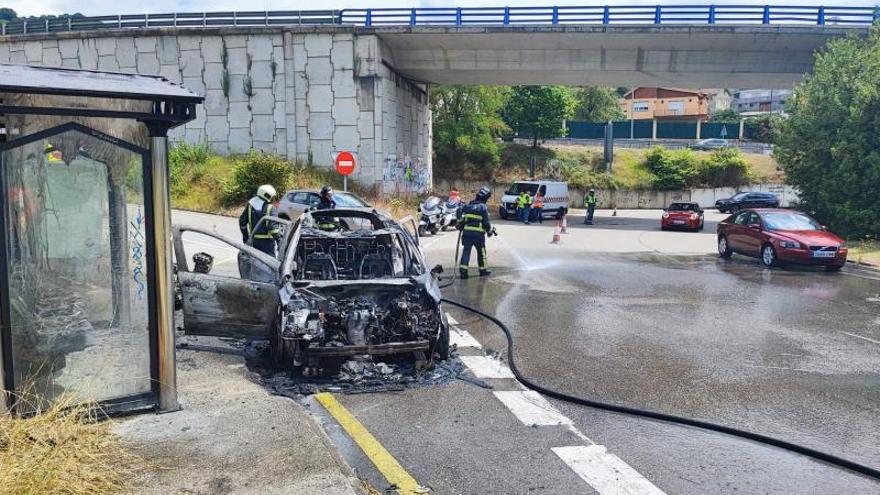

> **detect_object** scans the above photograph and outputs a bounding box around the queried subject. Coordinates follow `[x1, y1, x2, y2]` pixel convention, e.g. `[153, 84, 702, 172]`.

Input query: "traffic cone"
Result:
[561, 215, 568, 234]
[550, 222, 562, 244]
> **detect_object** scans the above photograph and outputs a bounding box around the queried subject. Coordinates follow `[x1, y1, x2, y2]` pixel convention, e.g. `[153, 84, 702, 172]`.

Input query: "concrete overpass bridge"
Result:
[0, 6, 875, 191]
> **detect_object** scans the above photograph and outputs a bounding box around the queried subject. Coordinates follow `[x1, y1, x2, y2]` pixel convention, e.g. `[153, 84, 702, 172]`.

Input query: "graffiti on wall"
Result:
[382, 154, 429, 194]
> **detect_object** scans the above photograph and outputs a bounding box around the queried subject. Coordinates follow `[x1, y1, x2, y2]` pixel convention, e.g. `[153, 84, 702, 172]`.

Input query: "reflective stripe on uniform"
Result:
[464, 226, 485, 232]
[462, 213, 483, 220]
[480, 246, 488, 269]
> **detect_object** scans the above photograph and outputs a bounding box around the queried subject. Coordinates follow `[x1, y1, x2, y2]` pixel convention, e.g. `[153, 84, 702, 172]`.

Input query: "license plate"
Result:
[672, 220, 686, 225]
[812, 251, 836, 258]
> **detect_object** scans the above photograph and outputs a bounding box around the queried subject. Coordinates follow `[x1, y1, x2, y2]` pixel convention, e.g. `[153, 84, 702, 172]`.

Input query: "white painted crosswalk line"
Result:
[445, 314, 459, 325]
[553, 445, 666, 495]
[494, 391, 572, 427]
[460, 355, 514, 379]
[449, 326, 482, 348]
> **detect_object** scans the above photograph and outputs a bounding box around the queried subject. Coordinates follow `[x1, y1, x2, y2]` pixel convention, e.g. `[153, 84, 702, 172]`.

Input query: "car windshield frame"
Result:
[731, 192, 749, 201]
[761, 212, 822, 231]
[506, 182, 539, 195]
[668, 203, 697, 212]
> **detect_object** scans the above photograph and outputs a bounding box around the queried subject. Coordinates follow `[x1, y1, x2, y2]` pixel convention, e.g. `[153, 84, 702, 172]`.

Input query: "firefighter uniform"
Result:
[239, 196, 280, 256]
[584, 191, 598, 225]
[457, 199, 492, 277]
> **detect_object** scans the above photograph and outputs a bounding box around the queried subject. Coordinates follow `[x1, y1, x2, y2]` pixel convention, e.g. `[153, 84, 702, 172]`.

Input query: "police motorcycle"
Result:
[418, 196, 443, 236]
[439, 195, 461, 231]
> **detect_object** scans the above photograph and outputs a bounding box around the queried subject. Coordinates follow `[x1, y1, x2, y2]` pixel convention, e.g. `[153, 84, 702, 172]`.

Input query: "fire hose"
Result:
[437, 293, 880, 482]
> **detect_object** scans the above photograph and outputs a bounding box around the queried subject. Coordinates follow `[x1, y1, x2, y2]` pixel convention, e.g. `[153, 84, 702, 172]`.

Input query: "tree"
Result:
[573, 86, 624, 122]
[430, 85, 510, 177]
[503, 86, 575, 146]
[0, 7, 17, 22]
[744, 113, 784, 143]
[775, 28, 880, 238]
[710, 109, 740, 122]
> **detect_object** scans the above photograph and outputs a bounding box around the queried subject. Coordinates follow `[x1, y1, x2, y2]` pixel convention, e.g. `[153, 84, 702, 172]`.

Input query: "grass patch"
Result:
[847, 239, 880, 266]
[0, 393, 142, 495]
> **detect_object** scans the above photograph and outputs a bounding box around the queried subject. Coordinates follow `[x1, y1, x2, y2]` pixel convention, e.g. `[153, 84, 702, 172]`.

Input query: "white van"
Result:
[499, 180, 570, 220]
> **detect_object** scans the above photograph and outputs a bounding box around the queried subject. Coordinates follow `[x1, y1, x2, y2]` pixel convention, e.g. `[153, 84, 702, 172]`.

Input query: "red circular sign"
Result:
[335, 151, 356, 176]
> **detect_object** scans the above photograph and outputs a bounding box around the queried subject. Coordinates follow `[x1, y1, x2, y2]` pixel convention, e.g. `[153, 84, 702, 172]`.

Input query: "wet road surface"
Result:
[174, 209, 880, 494]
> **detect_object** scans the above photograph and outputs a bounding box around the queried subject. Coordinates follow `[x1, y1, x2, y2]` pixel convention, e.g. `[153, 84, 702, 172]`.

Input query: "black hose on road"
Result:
[440, 297, 880, 483]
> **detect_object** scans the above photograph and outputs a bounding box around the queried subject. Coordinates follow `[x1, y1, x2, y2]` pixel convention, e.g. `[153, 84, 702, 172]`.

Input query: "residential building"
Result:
[619, 87, 711, 121]
[731, 89, 792, 114]
[704, 88, 732, 117]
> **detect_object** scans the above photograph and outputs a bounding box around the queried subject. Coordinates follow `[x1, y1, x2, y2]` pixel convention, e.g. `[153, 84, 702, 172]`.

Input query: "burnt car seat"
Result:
[359, 253, 393, 279]
[302, 253, 338, 280]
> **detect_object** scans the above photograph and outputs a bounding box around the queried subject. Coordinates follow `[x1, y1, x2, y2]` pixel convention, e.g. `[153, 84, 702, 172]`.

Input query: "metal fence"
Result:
[567, 120, 764, 142]
[2, 5, 878, 36]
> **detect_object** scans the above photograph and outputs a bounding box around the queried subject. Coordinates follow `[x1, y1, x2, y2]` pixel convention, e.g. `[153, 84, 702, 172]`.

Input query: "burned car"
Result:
[172, 208, 450, 375]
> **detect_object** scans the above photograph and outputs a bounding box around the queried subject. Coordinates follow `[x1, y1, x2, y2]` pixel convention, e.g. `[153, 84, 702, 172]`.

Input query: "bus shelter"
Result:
[0, 64, 203, 414]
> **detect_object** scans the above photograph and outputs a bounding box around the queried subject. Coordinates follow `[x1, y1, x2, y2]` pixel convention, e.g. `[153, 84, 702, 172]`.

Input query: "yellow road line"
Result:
[315, 392, 424, 494]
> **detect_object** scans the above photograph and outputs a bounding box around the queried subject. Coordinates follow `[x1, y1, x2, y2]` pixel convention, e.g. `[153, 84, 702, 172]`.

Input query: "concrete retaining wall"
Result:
[433, 178, 798, 210]
[0, 27, 432, 193]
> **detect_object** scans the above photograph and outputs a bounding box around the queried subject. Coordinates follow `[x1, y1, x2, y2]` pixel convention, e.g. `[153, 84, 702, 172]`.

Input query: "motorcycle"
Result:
[439, 197, 461, 231]
[418, 196, 443, 236]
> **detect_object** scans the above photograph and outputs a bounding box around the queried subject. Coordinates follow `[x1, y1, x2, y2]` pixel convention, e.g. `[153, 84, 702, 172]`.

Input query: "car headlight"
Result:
[779, 240, 800, 248]
[690, 213, 699, 220]
[662, 212, 669, 219]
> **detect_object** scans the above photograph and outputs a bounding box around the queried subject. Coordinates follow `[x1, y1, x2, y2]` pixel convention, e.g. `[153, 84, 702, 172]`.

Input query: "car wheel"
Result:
[418, 225, 427, 237]
[699, 219, 705, 231]
[499, 207, 508, 220]
[661, 225, 668, 231]
[761, 244, 777, 268]
[430, 225, 439, 235]
[718, 235, 732, 258]
[441, 225, 448, 232]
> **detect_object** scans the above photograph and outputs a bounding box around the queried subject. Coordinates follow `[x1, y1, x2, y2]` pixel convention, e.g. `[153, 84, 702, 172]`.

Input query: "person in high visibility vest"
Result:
[532, 191, 545, 224]
[456, 186, 496, 279]
[314, 185, 341, 230]
[239, 184, 281, 256]
[584, 188, 598, 225]
[517, 190, 533, 225]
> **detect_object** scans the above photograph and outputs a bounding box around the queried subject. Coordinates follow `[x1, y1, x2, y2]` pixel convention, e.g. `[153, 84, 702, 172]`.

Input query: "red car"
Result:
[661, 201, 704, 231]
[716, 209, 847, 270]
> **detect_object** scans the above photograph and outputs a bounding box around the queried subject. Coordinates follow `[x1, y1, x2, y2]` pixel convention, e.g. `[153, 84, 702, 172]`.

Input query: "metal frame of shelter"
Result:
[0, 64, 203, 414]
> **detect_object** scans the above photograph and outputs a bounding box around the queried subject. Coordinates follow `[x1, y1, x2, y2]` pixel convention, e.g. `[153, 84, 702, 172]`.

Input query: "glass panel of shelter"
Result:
[1, 127, 152, 409]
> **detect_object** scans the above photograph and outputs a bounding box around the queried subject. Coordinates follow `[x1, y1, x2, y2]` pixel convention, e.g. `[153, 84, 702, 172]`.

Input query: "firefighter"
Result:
[457, 186, 496, 279]
[584, 188, 598, 225]
[239, 184, 280, 256]
[317, 185, 336, 210]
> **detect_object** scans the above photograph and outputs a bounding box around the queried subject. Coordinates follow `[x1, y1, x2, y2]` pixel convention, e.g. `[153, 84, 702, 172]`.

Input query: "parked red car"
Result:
[661, 201, 704, 231]
[717, 209, 847, 270]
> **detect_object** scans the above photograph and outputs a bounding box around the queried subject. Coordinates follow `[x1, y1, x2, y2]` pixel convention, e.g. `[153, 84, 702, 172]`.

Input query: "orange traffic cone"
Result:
[551, 222, 562, 244]
[561, 215, 568, 234]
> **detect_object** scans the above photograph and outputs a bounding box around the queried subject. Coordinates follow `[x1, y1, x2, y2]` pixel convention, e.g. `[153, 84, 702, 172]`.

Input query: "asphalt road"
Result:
[172, 208, 880, 494]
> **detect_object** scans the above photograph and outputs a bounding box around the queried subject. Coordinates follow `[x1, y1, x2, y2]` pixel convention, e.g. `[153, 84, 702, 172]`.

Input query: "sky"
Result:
[4, 0, 878, 17]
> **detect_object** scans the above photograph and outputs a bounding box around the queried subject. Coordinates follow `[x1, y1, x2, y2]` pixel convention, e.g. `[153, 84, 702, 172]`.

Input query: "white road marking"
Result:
[842, 332, 880, 345]
[459, 355, 514, 379]
[446, 314, 459, 325]
[493, 391, 573, 427]
[744, 364, 812, 373]
[553, 445, 666, 495]
[449, 326, 482, 349]
[419, 234, 448, 250]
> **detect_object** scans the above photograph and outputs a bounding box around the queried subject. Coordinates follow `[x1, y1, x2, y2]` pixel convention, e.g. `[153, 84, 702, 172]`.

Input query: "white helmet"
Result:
[257, 184, 277, 202]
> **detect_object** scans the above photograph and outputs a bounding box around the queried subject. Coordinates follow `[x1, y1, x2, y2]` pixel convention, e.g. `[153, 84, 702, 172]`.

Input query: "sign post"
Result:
[335, 151, 356, 192]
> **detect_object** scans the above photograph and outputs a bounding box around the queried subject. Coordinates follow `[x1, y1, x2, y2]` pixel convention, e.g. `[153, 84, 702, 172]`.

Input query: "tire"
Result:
[430, 225, 439, 235]
[718, 235, 732, 258]
[661, 225, 668, 231]
[556, 208, 565, 220]
[499, 207, 509, 220]
[441, 225, 448, 232]
[761, 243, 777, 268]
[418, 225, 427, 237]
[698, 219, 705, 231]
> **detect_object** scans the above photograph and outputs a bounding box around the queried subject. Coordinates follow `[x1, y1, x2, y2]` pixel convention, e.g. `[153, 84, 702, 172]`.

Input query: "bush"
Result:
[221, 151, 293, 206]
[168, 141, 211, 196]
[644, 146, 698, 190]
[697, 148, 753, 188]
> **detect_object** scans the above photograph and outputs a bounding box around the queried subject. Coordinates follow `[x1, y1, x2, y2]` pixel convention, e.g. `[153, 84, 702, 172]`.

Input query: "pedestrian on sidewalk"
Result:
[584, 188, 598, 225]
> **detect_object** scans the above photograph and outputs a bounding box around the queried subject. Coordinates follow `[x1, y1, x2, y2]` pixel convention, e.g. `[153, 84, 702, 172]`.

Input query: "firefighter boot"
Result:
[459, 269, 469, 279]
[479, 269, 492, 277]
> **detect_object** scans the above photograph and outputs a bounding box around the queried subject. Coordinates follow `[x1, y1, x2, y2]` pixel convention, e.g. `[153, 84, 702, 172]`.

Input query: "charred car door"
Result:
[172, 225, 281, 339]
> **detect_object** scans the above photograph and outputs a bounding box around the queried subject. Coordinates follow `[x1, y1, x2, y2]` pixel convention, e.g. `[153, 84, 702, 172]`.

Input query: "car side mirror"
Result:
[662, 208, 667, 212]
[431, 264, 444, 275]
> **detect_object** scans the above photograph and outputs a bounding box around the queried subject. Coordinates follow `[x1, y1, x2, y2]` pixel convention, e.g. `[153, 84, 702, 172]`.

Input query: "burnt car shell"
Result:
[172, 208, 450, 374]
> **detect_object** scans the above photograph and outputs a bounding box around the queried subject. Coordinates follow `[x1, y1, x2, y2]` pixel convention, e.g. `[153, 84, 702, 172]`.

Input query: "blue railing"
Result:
[1, 6, 877, 36]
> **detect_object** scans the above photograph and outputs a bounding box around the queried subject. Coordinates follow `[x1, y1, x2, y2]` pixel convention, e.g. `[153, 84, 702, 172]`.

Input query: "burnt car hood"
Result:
[281, 274, 441, 305]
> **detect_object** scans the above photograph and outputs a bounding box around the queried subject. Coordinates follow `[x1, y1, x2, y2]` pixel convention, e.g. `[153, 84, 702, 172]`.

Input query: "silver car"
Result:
[276, 189, 371, 220]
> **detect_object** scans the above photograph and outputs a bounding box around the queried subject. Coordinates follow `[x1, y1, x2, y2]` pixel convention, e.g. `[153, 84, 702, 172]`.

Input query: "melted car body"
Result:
[172, 208, 449, 374]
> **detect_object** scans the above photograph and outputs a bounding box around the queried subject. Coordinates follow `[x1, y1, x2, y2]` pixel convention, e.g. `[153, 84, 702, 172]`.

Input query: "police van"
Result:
[499, 180, 570, 220]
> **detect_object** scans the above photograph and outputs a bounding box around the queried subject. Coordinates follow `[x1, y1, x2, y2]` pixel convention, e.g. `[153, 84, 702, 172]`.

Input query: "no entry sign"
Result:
[335, 151, 356, 176]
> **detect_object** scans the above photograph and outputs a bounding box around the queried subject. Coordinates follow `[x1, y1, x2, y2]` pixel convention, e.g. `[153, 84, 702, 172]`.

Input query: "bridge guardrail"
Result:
[1, 6, 877, 36]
